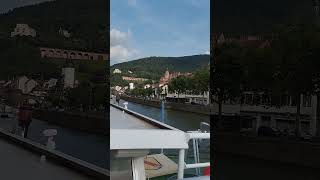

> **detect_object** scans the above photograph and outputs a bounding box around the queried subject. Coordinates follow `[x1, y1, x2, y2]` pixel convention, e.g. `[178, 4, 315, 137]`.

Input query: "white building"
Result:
[166, 91, 210, 105]
[129, 83, 134, 90]
[43, 78, 58, 89]
[3, 80, 12, 87]
[160, 84, 168, 95]
[11, 24, 36, 37]
[215, 92, 320, 136]
[62, 67, 75, 89]
[113, 69, 122, 74]
[144, 84, 151, 89]
[16, 76, 29, 92]
[24, 79, 38, 94]
[30, 90, 47, 97]
[15, 76, 38, 94]
[115, 86, 122, 92]
[58, 28, 71, 38]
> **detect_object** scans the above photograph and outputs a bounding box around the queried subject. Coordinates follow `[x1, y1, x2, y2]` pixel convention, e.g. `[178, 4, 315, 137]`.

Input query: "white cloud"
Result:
[110, 28, 139, 65]
[205, 50, 210, 55]
[110, 28, 131, 47]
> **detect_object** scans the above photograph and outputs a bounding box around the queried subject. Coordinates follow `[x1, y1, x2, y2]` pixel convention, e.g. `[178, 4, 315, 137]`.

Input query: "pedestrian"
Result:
[116, 94, 120, 105]
[18, 103, 32, 138]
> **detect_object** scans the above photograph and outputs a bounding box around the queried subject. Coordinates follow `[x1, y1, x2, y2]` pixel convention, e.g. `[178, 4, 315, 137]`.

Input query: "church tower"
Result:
[164, 69, 170, 80]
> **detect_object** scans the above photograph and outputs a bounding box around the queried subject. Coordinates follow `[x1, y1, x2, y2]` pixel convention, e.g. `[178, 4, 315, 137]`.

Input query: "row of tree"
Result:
[128, 88, 154, 98]
[168, 67, 210, 99]
[213, 23, 320, 136]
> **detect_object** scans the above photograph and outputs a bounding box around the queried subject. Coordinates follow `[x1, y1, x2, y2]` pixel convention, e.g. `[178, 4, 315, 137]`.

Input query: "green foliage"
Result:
[215, 23, 320, 134]
[110, 74, 128, 87]
[0, 0, 108, 53]
[111, 55, 210, 81]
[168, 67, 210, 97]
[214, 43, 243, 102]
[169, 76, 188, 97]
[0, 38, 59, 79]
[129, 88, 154, 97]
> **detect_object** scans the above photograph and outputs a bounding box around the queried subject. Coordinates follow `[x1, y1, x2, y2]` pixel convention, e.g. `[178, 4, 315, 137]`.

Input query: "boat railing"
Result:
[177, 132, 210, 179]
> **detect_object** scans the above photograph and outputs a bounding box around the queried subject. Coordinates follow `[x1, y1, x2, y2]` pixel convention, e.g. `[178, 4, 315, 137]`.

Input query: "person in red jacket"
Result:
[18, 104, 32, 138]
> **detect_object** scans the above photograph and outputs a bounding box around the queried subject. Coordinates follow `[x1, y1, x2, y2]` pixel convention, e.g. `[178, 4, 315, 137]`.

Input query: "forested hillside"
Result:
[0, 0, 109, 52]
[111, 55, 210, 81]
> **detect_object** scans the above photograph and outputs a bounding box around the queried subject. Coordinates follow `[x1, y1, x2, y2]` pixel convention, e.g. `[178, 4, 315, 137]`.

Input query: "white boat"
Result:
[110, 103, 210, 180]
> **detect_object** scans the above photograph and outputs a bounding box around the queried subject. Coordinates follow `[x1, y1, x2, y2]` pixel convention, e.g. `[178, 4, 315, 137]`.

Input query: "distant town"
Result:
[111, 66, 210, 106]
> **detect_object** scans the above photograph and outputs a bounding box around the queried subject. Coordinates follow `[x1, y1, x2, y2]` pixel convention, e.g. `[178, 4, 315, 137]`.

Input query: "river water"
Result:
[118, 99, 210, 131]
[0, 113, 108, 169]
[117, 100, 320, 179]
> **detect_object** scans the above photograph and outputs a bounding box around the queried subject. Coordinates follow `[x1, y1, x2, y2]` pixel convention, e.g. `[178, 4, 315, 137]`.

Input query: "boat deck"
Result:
[110, 104, 188, 150]
[0, 137, 94, 180]
[110, 105, 158, 129]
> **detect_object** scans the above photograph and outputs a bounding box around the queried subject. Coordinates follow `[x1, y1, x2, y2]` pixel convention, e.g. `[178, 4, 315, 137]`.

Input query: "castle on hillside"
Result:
[159, 69, 192, 87]
[217, 33, 271, 49]
[40, 47, 108, 61]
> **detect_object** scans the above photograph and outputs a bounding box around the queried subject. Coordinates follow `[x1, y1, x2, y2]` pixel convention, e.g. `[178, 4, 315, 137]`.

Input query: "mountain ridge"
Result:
[111, 54, 210, 80]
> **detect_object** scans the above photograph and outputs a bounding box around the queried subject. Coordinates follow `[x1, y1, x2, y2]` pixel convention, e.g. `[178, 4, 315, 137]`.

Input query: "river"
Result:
[118, 100, 320, 179]
[117, 99, 210, 131]
[0, 113, 108, 169]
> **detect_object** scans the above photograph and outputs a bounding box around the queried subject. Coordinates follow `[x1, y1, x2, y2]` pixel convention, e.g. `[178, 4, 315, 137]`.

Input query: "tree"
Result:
[168, 76, 188, 98]
[272, 24, 320, 136]
[213, 43, 243, 127]
[192, 67, 210, 104]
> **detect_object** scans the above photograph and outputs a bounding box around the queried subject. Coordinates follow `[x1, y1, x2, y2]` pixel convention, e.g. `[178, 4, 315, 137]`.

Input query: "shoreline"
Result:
[120, 95, 211, 115]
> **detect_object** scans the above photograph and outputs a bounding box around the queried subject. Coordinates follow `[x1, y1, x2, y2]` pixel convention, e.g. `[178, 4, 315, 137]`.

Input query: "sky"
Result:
[111, 0, 210, 65]
[0, 0, 53, 14]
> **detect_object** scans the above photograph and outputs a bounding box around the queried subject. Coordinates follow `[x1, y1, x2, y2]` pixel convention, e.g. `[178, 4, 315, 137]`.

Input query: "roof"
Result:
[110, 104, 188, 150]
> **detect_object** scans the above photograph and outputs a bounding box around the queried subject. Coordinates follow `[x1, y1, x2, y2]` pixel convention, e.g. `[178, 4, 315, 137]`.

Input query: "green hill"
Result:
[0, 0, 109, 53]
[110, 55, 210, 81]
[0, 0, 108, 83]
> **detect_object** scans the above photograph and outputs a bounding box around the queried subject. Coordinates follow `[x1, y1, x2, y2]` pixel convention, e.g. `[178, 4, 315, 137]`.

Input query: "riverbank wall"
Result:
[215, 132, 320, 169]
[33, 110, 107, 135]
[121, 96, 211, 115]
